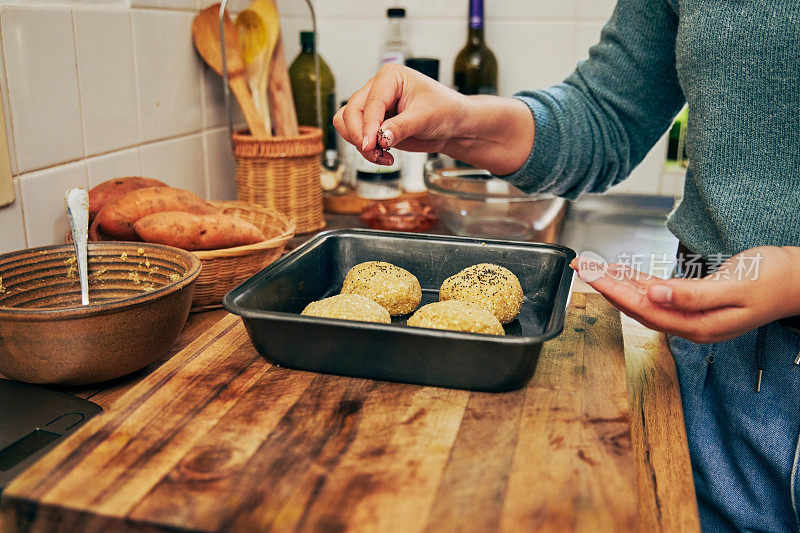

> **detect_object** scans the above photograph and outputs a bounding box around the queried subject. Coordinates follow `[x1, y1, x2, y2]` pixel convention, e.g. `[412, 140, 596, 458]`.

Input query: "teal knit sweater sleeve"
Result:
[504, 0, 685, 199]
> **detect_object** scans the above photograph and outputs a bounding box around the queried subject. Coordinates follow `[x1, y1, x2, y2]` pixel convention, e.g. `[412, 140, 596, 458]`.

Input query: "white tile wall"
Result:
[86, 146, 142, 187]
[576, 0, 617, 20]
[407, 20, 462, 87]
[575, 21, 605, 62]
[280, 0, 572, 23]
[74, 7, 140, 156]
[279, 16, 310, 75]
[19, 161, 88, 247]
[660, 166, 686, 198]
[486, 20, 576, 96]
[18, 1, 130, 5]
[131, 0, 198, 10]
[274, 0, 309, 19]
[132, 9, 203, 141]
[0, 178, 25, 253]
[315, 19, 385, 99]
[609, 135, 667, 195]
[203, 127, 236, 201]
[140, 133, 205, 196]
[490, 0, 575, 20]
[2, 6, 84, 173]
[0, 0, 677, 253]
[201, 62, 244, 129]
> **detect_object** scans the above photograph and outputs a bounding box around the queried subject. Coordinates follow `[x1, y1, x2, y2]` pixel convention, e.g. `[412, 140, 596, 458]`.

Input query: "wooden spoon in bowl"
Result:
[192, 3, 269, 138]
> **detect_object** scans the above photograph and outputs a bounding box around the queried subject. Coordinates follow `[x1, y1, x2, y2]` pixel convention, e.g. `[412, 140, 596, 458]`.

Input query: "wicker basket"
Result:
[190, 201, 295, 311]
[233, 126, 325, 234]
[79, 202, 295, 310]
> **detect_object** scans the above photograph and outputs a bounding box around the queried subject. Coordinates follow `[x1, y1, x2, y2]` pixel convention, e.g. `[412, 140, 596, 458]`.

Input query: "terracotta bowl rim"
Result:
[0, 242, 202, 321]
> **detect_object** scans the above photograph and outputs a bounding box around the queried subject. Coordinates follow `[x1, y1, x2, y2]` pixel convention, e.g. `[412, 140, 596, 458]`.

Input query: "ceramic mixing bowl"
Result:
[0, 242, 201, 385]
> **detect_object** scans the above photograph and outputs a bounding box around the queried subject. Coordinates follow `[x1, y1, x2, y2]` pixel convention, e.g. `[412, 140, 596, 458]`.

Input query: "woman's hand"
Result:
[333, 64, 535, 175]
[334, 64, 464, 163]
[572, 246, 800, 344]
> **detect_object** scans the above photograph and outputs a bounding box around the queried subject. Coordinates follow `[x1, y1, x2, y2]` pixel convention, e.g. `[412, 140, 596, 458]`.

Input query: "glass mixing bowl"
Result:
[424, 156, 566, 241]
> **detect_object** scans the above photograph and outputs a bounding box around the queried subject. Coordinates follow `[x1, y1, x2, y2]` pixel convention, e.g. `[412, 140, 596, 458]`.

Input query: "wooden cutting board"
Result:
[0, 293, 698, 532]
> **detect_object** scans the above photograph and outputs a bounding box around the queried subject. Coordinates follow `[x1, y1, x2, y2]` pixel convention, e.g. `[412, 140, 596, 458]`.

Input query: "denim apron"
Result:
[670, 323, 800, 532]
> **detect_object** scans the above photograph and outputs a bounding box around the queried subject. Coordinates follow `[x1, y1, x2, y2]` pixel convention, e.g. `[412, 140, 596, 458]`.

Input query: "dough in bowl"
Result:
[439, 263, 523, 324]
[341, 261, 422, 315]
[301, 294, 391, 324]
[407, 300, 504, 335]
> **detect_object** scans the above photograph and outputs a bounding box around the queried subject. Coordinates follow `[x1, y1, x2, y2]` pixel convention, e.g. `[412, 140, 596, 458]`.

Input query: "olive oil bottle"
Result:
[289, 31, 335, 154]
[453, 0, 497, 95]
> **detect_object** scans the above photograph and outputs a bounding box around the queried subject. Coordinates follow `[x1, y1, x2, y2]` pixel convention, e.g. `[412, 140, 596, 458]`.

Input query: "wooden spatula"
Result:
[261, 0, 299, 137]
[192, 4, 269, 138]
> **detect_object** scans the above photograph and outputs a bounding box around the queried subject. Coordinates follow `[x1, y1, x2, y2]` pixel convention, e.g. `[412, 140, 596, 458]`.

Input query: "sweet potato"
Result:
[88, 217, 103, 242]
[88, 177, 168, 220]
[95, 187, 218, 240]
[133, 211, 266, 250]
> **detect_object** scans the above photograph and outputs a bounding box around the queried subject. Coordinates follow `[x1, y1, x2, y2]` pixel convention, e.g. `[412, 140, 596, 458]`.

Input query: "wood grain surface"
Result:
[0, 293, 698, 532]
[53, 310, 228, 408]
[622, 317, 700, 532]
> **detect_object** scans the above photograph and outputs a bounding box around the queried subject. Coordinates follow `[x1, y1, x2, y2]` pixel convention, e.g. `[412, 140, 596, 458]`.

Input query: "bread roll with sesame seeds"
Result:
[439, 263, 523, 324]
[341, 261, 422, 315]
[301, 294, 391, 324]
[407, 300, 504, 335]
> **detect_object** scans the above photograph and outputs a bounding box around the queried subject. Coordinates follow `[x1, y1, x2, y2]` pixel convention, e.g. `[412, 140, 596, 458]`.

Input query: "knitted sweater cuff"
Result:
[499, 93, 561, 194]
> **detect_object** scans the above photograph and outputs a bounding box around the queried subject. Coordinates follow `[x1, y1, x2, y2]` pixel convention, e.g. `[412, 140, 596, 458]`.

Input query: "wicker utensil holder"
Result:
[232, 126, 325, 234]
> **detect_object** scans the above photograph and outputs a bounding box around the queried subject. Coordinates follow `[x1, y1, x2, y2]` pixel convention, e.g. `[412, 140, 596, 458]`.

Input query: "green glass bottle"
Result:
[289, 31, 336, 153]
[667, 106, 689, 165]
[453, 0, 497, 95]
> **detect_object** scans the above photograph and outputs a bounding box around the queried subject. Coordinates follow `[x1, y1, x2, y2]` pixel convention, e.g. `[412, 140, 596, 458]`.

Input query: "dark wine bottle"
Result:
[453, 0, 497, 95]
[289, 31, 335, 151]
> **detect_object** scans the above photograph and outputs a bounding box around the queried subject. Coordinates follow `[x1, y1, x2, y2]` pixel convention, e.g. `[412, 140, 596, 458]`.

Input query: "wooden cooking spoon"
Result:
[192, 3, 269, 138]
[235, 0, 280, 132]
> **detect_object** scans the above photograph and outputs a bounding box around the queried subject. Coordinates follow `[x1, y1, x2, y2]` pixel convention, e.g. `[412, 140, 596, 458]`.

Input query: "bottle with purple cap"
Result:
[453, 0, 498, 95]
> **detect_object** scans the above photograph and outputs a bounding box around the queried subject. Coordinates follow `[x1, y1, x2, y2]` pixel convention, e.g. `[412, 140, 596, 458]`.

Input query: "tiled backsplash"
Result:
[0, 0, 680, 254]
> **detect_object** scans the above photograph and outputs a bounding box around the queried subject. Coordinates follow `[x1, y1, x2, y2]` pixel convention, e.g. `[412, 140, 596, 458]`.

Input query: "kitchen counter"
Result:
[0, 203, 698, 532]
[0, 290, 698, 532]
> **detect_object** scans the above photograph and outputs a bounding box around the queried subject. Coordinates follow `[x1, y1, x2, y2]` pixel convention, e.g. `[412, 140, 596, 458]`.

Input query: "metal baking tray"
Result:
[223, 229, 575, 392]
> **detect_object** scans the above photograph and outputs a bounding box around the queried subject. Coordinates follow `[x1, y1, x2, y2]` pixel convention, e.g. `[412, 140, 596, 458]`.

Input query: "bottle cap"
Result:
[404, 58, 440, 81]
[300, 31, 315, 49]
[387, 8, 406, 18]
